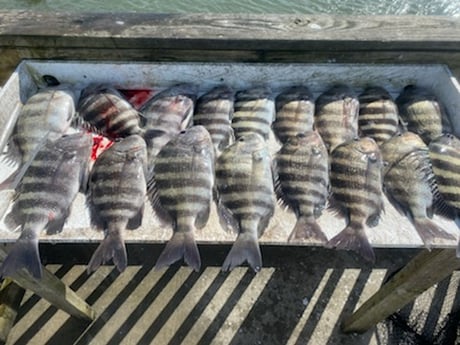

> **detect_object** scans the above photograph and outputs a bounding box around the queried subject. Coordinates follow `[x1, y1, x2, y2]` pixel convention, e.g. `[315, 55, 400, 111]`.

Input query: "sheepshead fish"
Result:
[216, 133, 275, 272]
[0, 132, 92, 279]
[273, 86, 315, 144]
[327, 137, 384, 262]
[396, 85, 450, 144]
[0, 85, 78, 190]
[381, 132, 455, 246]
[193, 85, 235, 154]
[77, 84, 143, 140]
[140, 84, 196, 161]
[151, 125, 214, 271]
[358, 86, 399, 146]
[87, 134, 148, 273]
[231, 86, 275, 140]
[314, 85, 359, 153]
[274, 131, 329, 242]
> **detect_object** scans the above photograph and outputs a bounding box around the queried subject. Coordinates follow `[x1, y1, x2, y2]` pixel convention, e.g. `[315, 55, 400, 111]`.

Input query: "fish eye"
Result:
[368, 152, 378, 162]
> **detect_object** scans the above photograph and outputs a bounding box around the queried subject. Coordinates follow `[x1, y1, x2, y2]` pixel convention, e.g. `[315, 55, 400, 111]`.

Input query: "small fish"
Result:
[314, 85, 359, 153]
[273, 86, 315, 144]
[396, 85, 450, 144]
[193, 85, 235, 154]
[0, 132, 92, 279]
[274, 131, 329, 242]
[231, 86, 275, 140]
[0, 85, 78, 190]
[381, 132, 455, 246]
[77, 84, 143, 139]
[151, 126, 214, 271]
[87, 134, 148, 273]
[140, 84, 196, 162]
[216, 133, 275, 272]
[327, 137, 384, 262]
[358, 86, 399, 146]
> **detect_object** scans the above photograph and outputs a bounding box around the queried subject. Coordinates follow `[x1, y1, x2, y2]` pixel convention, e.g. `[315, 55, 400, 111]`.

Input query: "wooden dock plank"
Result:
[0, 279, 25, 343]
[341, 249, 460, 333]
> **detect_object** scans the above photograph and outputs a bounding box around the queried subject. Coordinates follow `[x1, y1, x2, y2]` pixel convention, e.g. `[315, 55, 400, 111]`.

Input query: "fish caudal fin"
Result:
[326, 225, 375, 263]
[0, 237, 42, 279]
[222, 233, 262, 272]
[288, 216, 328, 243]
[155, 232, 201, 271]
[87, 233, 127, 274]
[413, 218, 456, 248]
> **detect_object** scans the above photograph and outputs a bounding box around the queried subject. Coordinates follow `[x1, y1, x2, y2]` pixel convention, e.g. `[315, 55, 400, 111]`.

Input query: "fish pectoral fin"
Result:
[127, 204, 144, 230]
[195, 203, 211, 230]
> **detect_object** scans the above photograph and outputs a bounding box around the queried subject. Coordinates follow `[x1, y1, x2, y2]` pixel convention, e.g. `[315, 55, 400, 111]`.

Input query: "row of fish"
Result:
[0, 79, 459, 279]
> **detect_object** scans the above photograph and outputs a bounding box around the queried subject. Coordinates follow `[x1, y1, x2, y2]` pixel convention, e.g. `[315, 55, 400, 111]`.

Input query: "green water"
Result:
[2, 0, 460, 15]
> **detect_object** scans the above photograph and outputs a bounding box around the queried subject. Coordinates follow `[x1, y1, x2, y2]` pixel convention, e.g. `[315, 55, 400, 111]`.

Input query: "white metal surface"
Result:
[0, 60, 458, 247]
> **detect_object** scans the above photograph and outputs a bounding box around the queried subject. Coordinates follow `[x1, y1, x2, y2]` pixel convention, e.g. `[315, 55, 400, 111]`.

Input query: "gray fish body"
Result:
[275, 131, 329, 242]
[327, 137, 384, 262]
[87, 134, 148, 273]
[77, 84, 142, 140]
[216, 133, 275, 272]
[1, 86, 78, 190]
[273, 86, 315, 144]
[358, 86, 399, 146]
[1, 132, 92, 279]
[381, 132, 454, 245]
[314, 85, 359, 153]
[231, 86, 275, 141]
[396, 85, 448, 144]
[140, 84, 196, 162]
[193, 85, 235, 154]
[152, 125, 215, 271]
[429, 134, 460, 210]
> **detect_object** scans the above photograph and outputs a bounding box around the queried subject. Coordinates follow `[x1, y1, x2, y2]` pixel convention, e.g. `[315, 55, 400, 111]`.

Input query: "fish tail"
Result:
[222, 232, 262, 272]
[288, 216, 328, 243]
[155, 232, 201, 271]
[0, 236, 42, 279]
[413, 218, 456, 248]
[326, 224, 375, 262]
[87, 232, 127, 274]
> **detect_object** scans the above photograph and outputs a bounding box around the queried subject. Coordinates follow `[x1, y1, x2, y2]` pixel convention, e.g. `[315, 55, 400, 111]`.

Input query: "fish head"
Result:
[348, 137, 382, 165]
[54, 131, 93, 159]
[232, 133, 266, 155]
[359, 86, 392, 103]
[430, 133, 460, 152]
[110, 135, 148, 160]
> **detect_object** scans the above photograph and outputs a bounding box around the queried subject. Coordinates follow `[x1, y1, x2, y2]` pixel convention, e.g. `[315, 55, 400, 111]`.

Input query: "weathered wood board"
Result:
[0, 60, 458, 248]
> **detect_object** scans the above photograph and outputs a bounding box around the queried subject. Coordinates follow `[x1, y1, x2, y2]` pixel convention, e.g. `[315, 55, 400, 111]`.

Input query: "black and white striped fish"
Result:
[274, 131, 329, 242]
[87, 134, 148, 273]
[231, 86, 275, 141]
[327, 137, 384, 262]
[193, 85, 235, 155]
[358, 86, 399, 146]
[396, 85, 450, 144]
[0, 131, 92, 279]
[216, 133, 275, 272]
[273, 85, 315, 144]
[151, 125, 215, 271]
[140, 84, 196, 162]
[381, 132, 455, 246]
[77, 84, 143, 140]
[0, 85, 78, 190]
[314, 85, 360, 153]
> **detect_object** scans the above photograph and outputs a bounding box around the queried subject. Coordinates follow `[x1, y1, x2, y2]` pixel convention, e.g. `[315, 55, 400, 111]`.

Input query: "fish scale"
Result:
[274, 131, 329, 242]
[231, 86, 275, 141]
[193, 85, 235, 154]
[381, 132, 455, 247]
[216, 133, 275, 272]
[314, 85, 359, 153]
[273, 86, 315, 143]
[327, 137, 384, 262]
[0, 132, 92, 279]
[151, 125, 214, 271]
[87, 134, 148, 274]
[358, 86, 399, 146]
